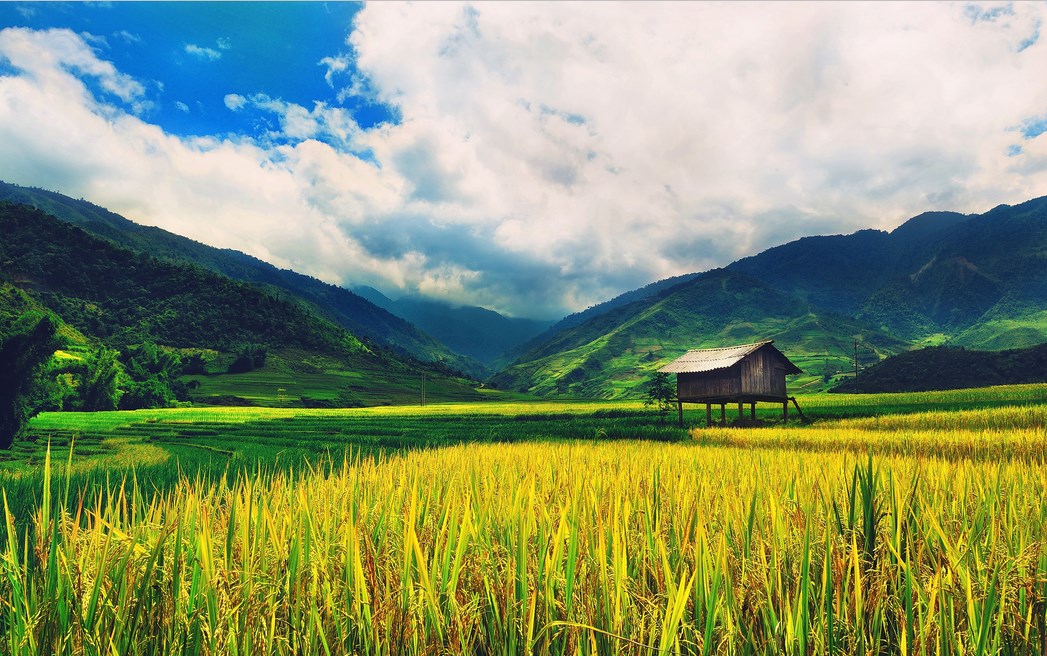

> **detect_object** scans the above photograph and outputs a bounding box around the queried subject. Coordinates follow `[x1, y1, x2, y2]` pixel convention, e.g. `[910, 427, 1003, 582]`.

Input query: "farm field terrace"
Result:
[1, 384, 1046, 654]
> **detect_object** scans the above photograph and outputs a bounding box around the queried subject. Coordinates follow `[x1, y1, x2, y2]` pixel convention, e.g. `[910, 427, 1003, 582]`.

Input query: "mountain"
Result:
[352, 286, 555, 366]
[495, 196, 1047, 398]
[498, 272, 703, 366]
[0, 181, 484, 377]
[728, 196, 1047, 347]
[543, 272, 703, 334]
[491, 268, 907, 397]
[830, 344, 1047, 393]
[0, 202, 485, 406]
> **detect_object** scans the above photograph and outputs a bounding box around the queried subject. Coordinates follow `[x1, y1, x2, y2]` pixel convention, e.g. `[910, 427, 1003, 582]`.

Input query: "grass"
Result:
[181, 348, 488, 407]
[0, 383, 1046, 653]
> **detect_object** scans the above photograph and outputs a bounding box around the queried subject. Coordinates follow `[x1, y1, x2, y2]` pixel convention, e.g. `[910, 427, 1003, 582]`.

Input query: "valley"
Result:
[4, 181, 1046, 407]
[2, 183, 1047, 655]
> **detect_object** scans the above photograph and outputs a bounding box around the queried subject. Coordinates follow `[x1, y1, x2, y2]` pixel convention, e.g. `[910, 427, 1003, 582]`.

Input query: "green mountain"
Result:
[353, 286, 555, 366]
[499, 272, 703, 367]
[491, 269, 907, 398]
[728, 197, 1047, 347]
[0, 181, 483, 377]
[0, 202, 484, 407]
[830, 344, 1047, 393]
[495, 196, 1047, 398]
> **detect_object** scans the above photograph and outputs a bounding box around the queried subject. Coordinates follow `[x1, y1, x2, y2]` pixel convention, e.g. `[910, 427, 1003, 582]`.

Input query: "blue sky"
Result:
[0, 3, 396, 138]
[0, 2, 1046, 319]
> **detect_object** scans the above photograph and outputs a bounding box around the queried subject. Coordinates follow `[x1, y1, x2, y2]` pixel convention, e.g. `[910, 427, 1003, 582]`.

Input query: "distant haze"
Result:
[1, 2, 1046, 318]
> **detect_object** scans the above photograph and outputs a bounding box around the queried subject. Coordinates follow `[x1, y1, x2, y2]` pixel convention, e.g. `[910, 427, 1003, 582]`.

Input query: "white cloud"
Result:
[175, 100, 189, 113]
[184, 43, 221, 61]
[112, 30, 141, 45]
[2, 5, 1047, 319]
[223, 93, 246, 110]
[319, 54, 349, 87]
[0, 27, 144, 103]
[345, 2, 1047, 308]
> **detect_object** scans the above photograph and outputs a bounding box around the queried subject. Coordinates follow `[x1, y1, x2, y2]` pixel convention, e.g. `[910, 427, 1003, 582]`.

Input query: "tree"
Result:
[228, 343, 267, 373]
[120, 378, 173, 410]
[644, 371, 676, 423]
[118, 342, 183, 409]
[76, 347, 123, 411]
[0, 313, 59, 449]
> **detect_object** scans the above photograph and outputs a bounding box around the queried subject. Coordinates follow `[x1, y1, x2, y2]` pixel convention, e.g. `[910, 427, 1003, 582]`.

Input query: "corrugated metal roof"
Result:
[658, 340, 777, 374]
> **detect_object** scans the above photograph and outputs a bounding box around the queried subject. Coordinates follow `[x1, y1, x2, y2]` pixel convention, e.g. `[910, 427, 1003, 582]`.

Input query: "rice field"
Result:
[1, 384, 1046, 654]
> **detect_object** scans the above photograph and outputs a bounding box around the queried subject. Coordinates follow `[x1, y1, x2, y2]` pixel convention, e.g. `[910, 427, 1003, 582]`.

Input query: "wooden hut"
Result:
[659, 340, 803, 426]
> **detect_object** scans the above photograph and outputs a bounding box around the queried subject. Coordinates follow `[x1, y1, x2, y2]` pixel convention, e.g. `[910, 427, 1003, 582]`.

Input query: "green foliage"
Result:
[119, 378, 173, 410]
[643, 371, 676, 421]
[121, 342, 180, 380]
[0, 312, 59, 449]
[0, 202, 485, 406]
[493, 269, 907, 398]
[75, 348, 123, 411]
[226, 343, 267, 374]
[831, 343, 1047, 393]
[115, 342, 186, 410]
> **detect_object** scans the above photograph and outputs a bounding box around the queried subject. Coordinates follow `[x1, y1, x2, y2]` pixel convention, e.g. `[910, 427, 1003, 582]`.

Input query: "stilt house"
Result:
[659, 340, 803, 426]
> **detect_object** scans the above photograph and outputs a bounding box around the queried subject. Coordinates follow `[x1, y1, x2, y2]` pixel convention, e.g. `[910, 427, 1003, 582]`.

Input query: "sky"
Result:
[1, 2, 1046, 320]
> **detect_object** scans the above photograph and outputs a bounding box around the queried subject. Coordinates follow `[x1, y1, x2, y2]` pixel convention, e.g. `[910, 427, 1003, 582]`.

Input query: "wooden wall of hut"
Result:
[677, 365, 741, 401]
[739, 347, 788, 398]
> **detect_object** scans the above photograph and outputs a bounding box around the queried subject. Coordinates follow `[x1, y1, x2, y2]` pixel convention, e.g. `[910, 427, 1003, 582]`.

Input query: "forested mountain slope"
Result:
[0, 203, 484, 406]
[830, 344, 1047, 393]
[496, 196, 1047, 398]
[0, 181, 482, 376]
[491, 269, 906, 397]
[353, 286, 554, 366]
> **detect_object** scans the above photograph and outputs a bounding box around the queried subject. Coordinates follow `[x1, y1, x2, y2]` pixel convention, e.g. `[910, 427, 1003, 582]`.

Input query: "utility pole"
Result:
[853, 338, 859, 394]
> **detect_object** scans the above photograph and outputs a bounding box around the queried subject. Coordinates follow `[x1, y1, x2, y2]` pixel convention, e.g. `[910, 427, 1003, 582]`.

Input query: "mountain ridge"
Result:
[495, 196, 1047, 397]
[352, 286, 555, 366]
[0, 181, 487, 376]
[0, 202, 486, 407]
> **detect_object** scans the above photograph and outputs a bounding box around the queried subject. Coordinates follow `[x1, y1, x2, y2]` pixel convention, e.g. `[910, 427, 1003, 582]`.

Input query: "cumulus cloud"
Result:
[243, 94, 363, 148]
[2, 4, 1047, 319]
[346, 2, 1047, 305]
[0, 27, 144, 103]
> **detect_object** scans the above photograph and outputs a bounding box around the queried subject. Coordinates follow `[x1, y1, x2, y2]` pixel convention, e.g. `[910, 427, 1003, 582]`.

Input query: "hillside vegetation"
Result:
[0, 203, 484, 409]
[831, 343, 1047, 393]
[354, 286, 555, 366]
[0, 181, 483, 376]
[492, 269, 906, 397]
[498, 196, 1047, 397]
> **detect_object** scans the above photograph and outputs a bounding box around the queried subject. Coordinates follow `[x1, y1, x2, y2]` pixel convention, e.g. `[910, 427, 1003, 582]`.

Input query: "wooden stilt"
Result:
[677, 401, 684, 428]
[789, 397, 808, 423]
[720, 404, 726, 425]
[750, 403, 756, 420]
[737, 402, 744, 420]
[783, 400, 789, 423]
[706, 403, 712, 427]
